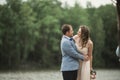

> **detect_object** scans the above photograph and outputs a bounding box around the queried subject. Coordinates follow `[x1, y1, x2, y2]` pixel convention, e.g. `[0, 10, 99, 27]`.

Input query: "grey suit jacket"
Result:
[60, 35, 84, 71]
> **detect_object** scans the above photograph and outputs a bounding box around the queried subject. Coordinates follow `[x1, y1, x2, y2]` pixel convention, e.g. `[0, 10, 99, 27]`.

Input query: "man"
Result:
[60, 24, 88, 80]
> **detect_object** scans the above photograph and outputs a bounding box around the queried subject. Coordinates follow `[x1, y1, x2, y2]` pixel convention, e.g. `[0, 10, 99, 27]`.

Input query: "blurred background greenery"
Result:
[0, 0, 119, 70]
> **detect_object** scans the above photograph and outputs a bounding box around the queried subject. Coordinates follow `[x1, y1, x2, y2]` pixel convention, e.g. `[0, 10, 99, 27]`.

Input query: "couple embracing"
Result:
[60, 24, 96, 80]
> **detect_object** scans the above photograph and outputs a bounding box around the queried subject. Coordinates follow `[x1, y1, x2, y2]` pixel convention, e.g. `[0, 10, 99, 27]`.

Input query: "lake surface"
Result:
[0, 69, 120, 80]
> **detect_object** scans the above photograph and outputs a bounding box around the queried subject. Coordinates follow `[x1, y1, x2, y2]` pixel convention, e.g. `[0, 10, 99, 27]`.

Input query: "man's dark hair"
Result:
[61, 24, 71, 35]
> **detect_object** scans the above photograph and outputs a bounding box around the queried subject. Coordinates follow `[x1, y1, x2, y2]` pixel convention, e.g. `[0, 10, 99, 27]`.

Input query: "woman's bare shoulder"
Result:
[73, 35, 79, 39]
[88, 39, 93, 46]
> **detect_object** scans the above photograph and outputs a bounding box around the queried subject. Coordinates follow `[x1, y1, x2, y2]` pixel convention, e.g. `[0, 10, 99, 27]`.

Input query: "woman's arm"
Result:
[88, 40, 93, 70]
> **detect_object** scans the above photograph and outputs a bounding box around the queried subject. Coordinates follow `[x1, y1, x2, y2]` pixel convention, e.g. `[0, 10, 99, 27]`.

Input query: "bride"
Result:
[73, 25, 94, 80]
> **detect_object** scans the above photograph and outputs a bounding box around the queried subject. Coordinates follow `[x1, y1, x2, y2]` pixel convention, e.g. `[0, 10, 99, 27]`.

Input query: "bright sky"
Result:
[59, 0, 113, 8]
[0, 0, 113, 8]
[0, 0, 5, 4]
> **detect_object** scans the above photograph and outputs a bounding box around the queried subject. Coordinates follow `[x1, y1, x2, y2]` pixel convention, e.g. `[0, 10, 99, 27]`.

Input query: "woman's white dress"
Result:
[76, 44, 90, 80]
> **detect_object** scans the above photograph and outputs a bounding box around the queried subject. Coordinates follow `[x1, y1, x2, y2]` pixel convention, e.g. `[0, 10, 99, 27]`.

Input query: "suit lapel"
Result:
[62, 35, 75, 47]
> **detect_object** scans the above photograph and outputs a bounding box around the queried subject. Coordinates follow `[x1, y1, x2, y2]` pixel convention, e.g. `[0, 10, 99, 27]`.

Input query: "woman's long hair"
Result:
[80, 25, 90, 48]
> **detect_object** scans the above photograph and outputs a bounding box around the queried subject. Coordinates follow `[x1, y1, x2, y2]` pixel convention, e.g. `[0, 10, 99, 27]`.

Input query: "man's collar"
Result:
[63, 35, 73, 41]
[63, 35, 71, 39]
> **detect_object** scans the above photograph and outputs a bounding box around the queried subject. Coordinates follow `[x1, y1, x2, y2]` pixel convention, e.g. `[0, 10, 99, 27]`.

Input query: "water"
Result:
[0, 69, 120, 80]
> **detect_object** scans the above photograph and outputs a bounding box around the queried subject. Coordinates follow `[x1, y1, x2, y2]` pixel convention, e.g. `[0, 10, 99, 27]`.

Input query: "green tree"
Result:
[28, 0, 62, 68]
[97, 5, 119, 67]
[0, 0, 38, 68]
[60, 2, 89, 33]
[91, 13, 105, 67]
[87, 6, 105, 67]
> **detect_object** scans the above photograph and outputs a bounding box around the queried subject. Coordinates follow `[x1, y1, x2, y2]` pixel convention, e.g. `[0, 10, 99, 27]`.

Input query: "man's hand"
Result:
[83, 55, 89, 61]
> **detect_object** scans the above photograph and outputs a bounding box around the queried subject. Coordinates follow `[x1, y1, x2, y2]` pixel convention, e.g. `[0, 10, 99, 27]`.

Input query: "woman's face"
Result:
[77, 28, 81, 37]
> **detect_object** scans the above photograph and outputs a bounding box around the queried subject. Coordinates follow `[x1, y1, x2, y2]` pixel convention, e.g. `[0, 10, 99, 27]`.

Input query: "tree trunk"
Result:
[116, 0, 120, 47]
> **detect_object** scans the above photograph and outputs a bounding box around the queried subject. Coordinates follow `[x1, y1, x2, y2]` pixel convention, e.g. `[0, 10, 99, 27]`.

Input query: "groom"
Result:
[60, 24, 88, 80]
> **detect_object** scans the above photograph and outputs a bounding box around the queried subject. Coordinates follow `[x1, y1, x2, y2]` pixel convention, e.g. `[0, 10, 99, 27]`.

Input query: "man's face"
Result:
[68, 26, 74, 37]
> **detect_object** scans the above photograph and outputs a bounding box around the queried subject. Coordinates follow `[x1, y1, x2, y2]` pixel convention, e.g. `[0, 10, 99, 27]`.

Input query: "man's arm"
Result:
[62, 40, 85, 61]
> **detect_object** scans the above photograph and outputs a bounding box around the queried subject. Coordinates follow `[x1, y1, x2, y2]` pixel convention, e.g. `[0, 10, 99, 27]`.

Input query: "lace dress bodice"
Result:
[75, 44, 88, 55]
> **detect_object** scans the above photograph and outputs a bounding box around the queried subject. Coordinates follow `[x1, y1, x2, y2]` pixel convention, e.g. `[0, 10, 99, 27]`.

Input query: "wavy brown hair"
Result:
[79, 25, 90, 48]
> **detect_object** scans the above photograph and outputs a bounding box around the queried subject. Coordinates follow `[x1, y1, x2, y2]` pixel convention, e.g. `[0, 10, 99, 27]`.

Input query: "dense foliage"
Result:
[0, 0, 119, 69]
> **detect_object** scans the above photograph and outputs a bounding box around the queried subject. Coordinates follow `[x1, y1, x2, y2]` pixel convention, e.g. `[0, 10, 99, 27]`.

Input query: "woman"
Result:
[73, 25, 94, 80]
